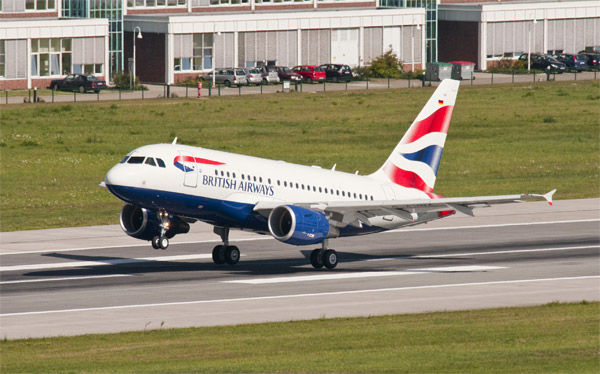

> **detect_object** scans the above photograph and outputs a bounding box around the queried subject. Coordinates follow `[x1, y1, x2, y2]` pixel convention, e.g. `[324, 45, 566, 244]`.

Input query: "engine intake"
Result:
[268, 205, 333, 246]
[119, 204, 189, 241]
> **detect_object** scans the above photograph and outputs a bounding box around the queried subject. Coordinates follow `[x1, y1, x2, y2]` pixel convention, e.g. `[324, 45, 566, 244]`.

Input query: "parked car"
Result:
[272, 66, 302, 82]
[243, 67, 263, 85]
[292, 65, 326, 83]
[553, 53, 587, 72]
[256, 66, 280, 84]
[319, 64, 353, 82]
[518, 53, 566, 73]
[200, 68, 248, 87]
[49, 74, 107, 93]
[577, 51, 600, 70]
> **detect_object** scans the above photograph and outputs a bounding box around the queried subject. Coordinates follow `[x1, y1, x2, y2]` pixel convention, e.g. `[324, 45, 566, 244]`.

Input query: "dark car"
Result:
[320, 64, 353, 82]
[577, 51, 600, 70]
[518, 53, 566, 73]
[272, 66, 302, 82]
[49, 74, 107, 93]
[553, 53, 587, 72]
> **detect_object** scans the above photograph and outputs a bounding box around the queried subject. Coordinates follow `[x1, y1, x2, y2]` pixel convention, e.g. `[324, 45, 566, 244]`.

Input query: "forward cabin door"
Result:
[179, 151, 198, 188]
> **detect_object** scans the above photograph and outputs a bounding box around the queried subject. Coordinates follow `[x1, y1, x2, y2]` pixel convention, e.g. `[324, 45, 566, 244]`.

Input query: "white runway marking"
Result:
[0, 254, 213, 272]
[0, 274, 131, 285]
[223, 266, 506, 284]
[1, 218, 597, 256]
[366, 245, 600, 262]
[2, 276, 597, 317]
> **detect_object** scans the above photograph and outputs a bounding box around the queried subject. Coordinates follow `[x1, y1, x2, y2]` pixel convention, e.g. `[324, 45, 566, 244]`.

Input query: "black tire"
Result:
[225, 246, 240, 265]
[310, 249, 324, 269]
[306, 77, 313, 84]
[262, 78, 269, 85]
[159, 236, 169, 250]
[212, 245, 226, 264]
[323, 250, 338, 269]
[224, 80, 231, 88]
[151, 236, 161, 250]
[51, 84, 58, 91]
[79, 85, 86, 94]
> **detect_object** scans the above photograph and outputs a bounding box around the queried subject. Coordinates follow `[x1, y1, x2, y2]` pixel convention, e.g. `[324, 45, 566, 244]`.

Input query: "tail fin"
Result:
[369, 79, 460, 193]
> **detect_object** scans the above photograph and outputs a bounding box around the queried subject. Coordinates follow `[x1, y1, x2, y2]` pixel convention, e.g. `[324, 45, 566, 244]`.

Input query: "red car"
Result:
[291, 65, 326, 83]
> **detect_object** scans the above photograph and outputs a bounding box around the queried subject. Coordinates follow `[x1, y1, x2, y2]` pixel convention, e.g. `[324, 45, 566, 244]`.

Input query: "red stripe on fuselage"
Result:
[401, 105, 454, 145]
[174, 156, 225, 165]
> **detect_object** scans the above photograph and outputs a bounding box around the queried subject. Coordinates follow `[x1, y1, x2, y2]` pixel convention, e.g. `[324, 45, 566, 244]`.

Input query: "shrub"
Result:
[112, 71, 141, 90]
[369, 47, 404, 78]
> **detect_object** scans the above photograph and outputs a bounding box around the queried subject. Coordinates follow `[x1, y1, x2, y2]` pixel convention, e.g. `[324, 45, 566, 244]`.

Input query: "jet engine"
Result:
[119, 204, 189, 241]
[268, 205, 335, 245]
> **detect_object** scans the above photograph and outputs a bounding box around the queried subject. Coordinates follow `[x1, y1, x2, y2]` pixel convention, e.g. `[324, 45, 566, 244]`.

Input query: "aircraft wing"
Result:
[254, 190, 556, 228]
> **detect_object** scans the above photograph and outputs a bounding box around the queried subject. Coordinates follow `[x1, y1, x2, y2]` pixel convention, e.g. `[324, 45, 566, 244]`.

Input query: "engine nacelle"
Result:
[119, 204, 189, 241]
[268, 205, 332, 246]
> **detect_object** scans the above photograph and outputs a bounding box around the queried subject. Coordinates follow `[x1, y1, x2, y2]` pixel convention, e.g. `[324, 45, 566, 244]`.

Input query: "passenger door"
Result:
[179, 151, 198, 188]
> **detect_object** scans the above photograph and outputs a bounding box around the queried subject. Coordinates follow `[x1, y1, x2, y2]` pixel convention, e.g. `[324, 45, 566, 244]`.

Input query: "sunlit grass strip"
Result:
[1, 302, 598, 373]
[1, 80, 598, 231]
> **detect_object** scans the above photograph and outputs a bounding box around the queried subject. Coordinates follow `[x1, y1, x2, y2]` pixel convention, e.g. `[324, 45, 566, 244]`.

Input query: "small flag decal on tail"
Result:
[438, 100, 444, 105]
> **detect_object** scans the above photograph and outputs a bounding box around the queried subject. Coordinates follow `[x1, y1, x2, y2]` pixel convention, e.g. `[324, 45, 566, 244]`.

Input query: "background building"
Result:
[439, 0, 600, 70]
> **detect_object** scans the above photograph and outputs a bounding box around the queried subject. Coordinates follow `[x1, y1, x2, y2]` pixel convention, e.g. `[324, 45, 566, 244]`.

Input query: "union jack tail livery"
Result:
[370, 79, 459, 194]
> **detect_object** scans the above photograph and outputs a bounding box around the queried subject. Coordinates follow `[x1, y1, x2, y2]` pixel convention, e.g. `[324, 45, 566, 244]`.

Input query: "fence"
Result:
[2, 69, 598, 105]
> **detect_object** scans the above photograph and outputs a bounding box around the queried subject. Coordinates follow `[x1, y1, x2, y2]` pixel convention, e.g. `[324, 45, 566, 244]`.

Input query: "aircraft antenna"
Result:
[172, 137, 178, 145]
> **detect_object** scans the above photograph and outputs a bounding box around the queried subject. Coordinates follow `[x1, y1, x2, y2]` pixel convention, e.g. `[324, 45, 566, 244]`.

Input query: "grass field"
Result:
[1, 80, 598, 231]
[1, 302, 598, 373]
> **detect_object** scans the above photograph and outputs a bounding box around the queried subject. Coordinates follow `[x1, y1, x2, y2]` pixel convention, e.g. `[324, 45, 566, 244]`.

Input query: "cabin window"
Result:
[145, 157, 156, 166]
[277, 180, 281, 186]
[156, 158, 166, 168]
[226, 172, 230, 178]
[268, 178, 271, 184]
[336, 190, 340, 196]
[295, 183, 299, 189]
[319, 187, 322, 193]
[284, 181, 287, 187]
[359, 194, 363, 199]
[233, 172, 236, 178]
[313, 186, 316, 192]
[215, 170, 218, 176]
[127, 156, 145, 164]
[242, 174, 245, 180]
[342, 191, 345, 197]
[301, 184, 305, 190]
[254, 176, 257, 182]
[259, 177, 263, 183]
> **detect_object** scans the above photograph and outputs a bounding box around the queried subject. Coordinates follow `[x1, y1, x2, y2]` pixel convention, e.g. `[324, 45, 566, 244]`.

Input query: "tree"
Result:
[369, 47, 404, 78]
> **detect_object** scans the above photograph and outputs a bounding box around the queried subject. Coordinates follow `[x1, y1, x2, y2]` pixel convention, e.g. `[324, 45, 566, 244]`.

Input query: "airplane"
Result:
[103, 79, 555, 269]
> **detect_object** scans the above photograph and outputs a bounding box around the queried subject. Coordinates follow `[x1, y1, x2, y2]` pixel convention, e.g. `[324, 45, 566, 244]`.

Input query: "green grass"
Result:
[1, 302, 598, 373]
[1, 80, 599, 231]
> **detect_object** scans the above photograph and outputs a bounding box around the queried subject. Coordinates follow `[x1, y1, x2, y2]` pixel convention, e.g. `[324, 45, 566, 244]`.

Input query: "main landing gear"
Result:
[310, 239, 338, 269]
[151, 210, 171, 250]
[212, 226, 240, 265]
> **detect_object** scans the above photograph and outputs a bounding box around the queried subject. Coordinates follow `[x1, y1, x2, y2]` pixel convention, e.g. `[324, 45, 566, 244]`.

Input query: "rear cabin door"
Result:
[179, 151, 198, 188]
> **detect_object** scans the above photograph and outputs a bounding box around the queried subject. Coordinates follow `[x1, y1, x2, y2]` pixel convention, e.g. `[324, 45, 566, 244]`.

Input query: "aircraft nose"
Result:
[104, 164, 131, 187]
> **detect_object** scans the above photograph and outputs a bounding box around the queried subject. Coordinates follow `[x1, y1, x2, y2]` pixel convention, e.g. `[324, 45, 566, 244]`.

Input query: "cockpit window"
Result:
[127, 156, 145, 164]
[156, 158, 166, 168]
[119, 155, 130, 164]
[145, 157, 156, 166]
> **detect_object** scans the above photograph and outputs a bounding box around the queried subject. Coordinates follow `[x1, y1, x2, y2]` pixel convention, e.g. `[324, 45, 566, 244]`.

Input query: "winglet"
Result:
[543, 189, 557, 206]
[172, 137, 178, 145]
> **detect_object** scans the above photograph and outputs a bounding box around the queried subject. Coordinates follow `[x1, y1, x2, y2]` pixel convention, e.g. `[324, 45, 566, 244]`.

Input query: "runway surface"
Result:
[1, 198, 598, 339]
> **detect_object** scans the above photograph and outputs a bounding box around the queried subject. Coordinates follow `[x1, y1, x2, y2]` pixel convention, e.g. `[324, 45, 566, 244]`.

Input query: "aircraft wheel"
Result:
[225, 246, 240, 265]
[323, 250, 338, 269]
[159, 236, 169, 250]
[212, 245, 226, 264]
[151, 236, 161, 250]
[310, 249, 324, 269]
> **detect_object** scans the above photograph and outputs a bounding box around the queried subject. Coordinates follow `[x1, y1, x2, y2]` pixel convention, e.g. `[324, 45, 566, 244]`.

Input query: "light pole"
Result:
[527, 15, 537, 72]
[132, 26, 142, 89]
[411, 21, 422, 72]
[212, 26, 221, 89]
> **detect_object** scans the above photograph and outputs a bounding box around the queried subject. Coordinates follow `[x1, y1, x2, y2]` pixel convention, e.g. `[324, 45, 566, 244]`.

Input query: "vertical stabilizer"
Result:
[369, 79, 460, 193]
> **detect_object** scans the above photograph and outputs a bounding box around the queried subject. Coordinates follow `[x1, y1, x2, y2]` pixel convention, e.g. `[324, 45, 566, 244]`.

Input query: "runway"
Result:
[1, 198, 598, 339]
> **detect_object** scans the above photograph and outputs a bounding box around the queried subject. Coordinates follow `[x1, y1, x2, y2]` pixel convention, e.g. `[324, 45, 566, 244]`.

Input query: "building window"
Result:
[0, 41, 4, 78]
[193, 34, 213, 71]
[26, 0, 56, 10]
[31, 38, 72, 77]
[210, 0, 249, 4]
[129, 0, 187, 7]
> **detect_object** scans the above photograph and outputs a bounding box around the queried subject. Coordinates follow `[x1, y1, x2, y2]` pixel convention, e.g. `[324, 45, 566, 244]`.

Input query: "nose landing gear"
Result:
[151, 210, 171, 250]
